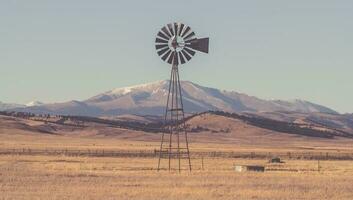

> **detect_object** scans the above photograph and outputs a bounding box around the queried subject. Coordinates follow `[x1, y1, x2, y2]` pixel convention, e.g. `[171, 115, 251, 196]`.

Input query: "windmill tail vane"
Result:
[155, 22, 209, 172]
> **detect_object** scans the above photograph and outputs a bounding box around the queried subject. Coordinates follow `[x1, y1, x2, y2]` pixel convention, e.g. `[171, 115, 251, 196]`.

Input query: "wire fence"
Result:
[1, 148, 353, 161]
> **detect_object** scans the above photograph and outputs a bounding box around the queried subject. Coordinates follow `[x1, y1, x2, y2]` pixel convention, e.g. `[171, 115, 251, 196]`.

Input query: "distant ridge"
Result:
[0, 101, 25, 111]
[7, 80, 338, 116]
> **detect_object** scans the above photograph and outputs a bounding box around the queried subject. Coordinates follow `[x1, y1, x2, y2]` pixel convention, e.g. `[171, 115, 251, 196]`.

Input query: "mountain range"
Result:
[0, 101, 25, 111]
[3, 80, 338, 116]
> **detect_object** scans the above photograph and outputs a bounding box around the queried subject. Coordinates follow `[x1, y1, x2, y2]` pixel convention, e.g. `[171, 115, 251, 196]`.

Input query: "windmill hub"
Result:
[169, 36, 185, 52]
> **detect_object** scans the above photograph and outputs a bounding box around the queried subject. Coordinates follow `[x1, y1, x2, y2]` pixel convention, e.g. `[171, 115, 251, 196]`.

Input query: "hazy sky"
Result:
[1, 0, 352, 113]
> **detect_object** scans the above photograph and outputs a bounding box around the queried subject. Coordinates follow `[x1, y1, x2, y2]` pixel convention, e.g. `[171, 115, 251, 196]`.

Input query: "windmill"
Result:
[155, 22, 209, 172]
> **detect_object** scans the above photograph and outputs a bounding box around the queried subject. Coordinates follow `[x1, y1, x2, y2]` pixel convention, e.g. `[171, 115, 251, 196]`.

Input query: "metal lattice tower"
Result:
[155, 22, 209, 172]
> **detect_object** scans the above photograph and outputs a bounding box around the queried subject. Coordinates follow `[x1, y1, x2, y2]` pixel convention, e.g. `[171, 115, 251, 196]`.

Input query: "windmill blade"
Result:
[161, 26, 172, 38]
[185, 38, 197, 50]
[167, 23, 175, 37]
[155, 44, 168, 50]
[157, 47, 169, 56]
[155, 37, 168, 44]
[183, 47, 196, 56]
[178, 52, 186, 64]
[181, 50, 192, 61]
[174, 23, 179, 37]
[178, 23, 185, 36]
[161, 49, 172, 61]
[167, 51, 175, 64]
[184, 31, 196, 41]
[181, 26, 191, 37]
[185, 38, 197, 44]
[157, 31, 170, 41]
[186, 37, 209, 53]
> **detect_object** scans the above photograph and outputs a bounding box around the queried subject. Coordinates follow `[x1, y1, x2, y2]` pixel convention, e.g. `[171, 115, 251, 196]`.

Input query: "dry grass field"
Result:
[1, 115, 353, 199]
[1, 155, 353, 200]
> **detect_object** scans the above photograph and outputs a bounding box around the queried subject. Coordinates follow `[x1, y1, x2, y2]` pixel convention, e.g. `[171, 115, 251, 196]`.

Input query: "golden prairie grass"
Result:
[1, 154, 353, 200]
[1, 125, 353, 199]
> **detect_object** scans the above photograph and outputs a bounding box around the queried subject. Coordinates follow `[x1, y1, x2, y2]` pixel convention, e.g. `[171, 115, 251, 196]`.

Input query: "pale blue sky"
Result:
[1, 0, 352, 113]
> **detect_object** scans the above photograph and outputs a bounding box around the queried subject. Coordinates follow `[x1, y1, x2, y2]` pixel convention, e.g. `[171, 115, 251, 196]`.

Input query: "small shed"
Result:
[234, 165, 265, 172]
[269, 157, 284, 163]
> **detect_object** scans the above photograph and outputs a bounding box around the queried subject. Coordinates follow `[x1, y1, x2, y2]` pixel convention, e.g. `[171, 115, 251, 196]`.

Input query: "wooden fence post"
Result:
[317, 159, 321, 172]
[202, 156, 204, 171]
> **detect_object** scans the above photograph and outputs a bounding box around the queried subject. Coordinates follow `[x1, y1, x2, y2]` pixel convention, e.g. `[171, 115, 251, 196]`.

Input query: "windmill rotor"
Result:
[155, 22, 209, 65]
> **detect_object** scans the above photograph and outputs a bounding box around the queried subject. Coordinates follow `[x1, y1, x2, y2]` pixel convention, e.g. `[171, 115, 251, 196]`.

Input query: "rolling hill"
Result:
[1, 111, 352, 150]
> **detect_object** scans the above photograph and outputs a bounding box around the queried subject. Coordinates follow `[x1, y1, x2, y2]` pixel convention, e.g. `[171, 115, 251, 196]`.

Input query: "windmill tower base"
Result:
[157, 64, 191, 172]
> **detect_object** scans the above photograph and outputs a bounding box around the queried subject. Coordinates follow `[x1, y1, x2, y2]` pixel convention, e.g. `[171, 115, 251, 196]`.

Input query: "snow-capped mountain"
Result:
[11, 80, 338, 116]
[25, 101, 44, 107]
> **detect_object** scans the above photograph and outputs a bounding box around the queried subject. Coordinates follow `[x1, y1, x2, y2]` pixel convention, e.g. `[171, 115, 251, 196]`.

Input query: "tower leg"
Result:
[157, 68, 173, 171]
[176, 70, 192, 172]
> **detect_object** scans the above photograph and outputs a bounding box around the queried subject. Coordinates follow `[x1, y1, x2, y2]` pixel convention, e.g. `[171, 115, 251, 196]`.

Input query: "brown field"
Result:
[1, 115, 353, 199]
